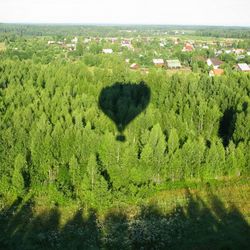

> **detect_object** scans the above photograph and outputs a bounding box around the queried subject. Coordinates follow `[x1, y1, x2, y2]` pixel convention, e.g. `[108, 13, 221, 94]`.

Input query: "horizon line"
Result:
[0, 22, 250, 28]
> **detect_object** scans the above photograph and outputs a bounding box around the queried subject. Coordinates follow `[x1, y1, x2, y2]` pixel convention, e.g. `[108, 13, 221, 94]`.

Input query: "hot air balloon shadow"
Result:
[98, 82, 151, 142]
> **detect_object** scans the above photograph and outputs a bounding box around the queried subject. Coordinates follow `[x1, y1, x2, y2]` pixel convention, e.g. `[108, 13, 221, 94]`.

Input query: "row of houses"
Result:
[129, 59, 182, 71]
[207, 57, 250, 76]
[130, 56, 249, 75]
[208, 57, 250, 71]
[102, 41, 134, 54]
[104, 40, 196, 53]
[152, 59, 182, 68]
[181, 43, 249, 57]
[48, 37, 78, 51]
[215, 48, 248, 57]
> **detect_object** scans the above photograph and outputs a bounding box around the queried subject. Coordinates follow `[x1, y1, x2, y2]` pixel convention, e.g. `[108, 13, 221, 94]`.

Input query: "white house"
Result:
[153, 58, 164, 67]
[159, 42, 165, 47]
[121, 40, 133, 49]
[130, 63, 139, 70]
[84, 38, 91, 43]
[225, 49, 233, 54]
[215, 50, 223, 56]
[71, 37, 78, 44]
[66, 44, 76, 51]
[111, 37, 118, 43]
[102, 49, 113, 54]
[48, 41, 56, 45]
[234, 49, 245, 55]
[166, 60, 181, 69]
[237, 63, 250, 72]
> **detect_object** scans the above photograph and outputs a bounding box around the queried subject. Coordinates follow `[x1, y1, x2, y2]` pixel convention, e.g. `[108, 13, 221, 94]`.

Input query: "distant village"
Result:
[47, 33, 250, 75]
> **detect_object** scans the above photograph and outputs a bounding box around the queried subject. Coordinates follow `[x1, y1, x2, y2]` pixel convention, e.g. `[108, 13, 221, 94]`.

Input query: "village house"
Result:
[130, 63, 139, 70]
[48, 40, 56, 45]
[234, 49, 245, 55]
[236, 63, 250, 72]
[202, 45, 209, 49]
[166, 59, 181, 69]
[95, 37, 101, 43]
[65, 44, 76, 51]
[215, 50, 223, 56]
[225, 40, 234, 47]
[159, 41, 166, 47]
[84, 38, 91, 43]
[207, 58, 223, 69]
[182, 43, 194, 52]
[209, 69, 224, 77]
[153, 59, 165, 67]
[71, 37, 78, 44]
[207, 41, 217, 46]
[225, 49, 233, 54]
[102, 48, 113, 54]
[174, 38, 179, 45]
[110, 37, 118, 44]
[121, 40, 133, 49]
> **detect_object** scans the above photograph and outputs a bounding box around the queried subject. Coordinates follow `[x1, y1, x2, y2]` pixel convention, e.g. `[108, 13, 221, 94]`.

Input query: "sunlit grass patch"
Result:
[0, 42, 6, 52]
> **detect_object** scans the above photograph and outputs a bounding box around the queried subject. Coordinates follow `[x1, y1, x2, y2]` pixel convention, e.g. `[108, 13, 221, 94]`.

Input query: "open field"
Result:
[0, 42, 6, 52]
[0, 178, 249, 250]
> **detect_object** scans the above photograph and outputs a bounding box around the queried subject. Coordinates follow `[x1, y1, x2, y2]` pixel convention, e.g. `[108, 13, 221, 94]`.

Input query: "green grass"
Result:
[0, 178, 249, 249]
[0, 42, 6, 52]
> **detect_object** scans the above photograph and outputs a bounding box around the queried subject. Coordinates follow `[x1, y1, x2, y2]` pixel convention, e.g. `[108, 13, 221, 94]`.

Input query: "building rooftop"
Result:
[208, 58, 223, 66]
[166, 59, 181, 68]
[153, 59, 164, 64]
[237, 63, 250, 71]
[102, 48, 113, 54]
[214, 69, 224, 75]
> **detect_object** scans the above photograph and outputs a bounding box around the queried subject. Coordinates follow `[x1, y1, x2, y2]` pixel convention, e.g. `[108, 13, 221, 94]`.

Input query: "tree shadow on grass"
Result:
[103, 189, 250, 250]
[61, 208, 101, 250]
[98, 82, 151, 142]
[0, 189, 249, 250]
[0, 198, 101, 250]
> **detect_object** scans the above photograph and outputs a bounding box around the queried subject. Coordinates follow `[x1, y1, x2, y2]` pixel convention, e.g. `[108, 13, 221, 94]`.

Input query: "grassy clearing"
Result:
[0, 42, 6, 52]
[148, 179, 250, 221]
[0, 178, 249, 249]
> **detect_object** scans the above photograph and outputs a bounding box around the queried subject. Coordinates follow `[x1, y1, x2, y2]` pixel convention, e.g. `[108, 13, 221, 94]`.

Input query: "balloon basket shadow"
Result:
[116, 134, 126, 142]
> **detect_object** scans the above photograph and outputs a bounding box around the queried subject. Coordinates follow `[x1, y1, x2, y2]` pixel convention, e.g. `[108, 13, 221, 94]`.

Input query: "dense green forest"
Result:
[0, 59, 249, 201]
[0, 24, 249, 249]
[1, 23, 250, 38]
